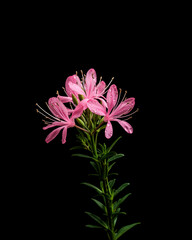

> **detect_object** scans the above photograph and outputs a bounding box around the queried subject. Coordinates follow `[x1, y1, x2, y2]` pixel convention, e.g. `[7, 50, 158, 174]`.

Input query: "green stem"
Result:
[90, 133, 115, 240]
[102, 160, 115, 240]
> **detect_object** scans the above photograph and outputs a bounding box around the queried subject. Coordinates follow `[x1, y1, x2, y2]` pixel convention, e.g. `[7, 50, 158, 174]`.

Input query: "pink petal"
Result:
[65, 75, 77, 97]
[115, 119, 133, 134]
[43, 121, 66, 130]
[62, 127, 68, 144]
[87, 99, 106, 116]
[96, 81, 106, 95]
[45, 126, 64, 143]
[97, 97, 108, 108]
[48, 97, 69, 120]
[107, 84, 118, 114]
[71, 104, 84, 120]
[85, 68, 97, 97]
[57, 96, 72, 103]
[105, 121, 113, 139]
[68, 81, 85, 96]
[112, 97, 135, 117]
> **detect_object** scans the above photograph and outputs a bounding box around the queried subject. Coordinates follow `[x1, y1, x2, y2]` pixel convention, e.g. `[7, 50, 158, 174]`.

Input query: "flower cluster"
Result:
[36, 68, 137, 144]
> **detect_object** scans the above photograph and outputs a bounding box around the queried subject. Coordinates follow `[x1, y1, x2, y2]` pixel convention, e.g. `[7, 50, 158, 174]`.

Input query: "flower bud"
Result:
[72, 94, 79, 105]
[78, 94, 84, 101]
[76, 118, 86, 128]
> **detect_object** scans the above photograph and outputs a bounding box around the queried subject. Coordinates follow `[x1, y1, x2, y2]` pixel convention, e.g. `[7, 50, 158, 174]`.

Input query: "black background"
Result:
[6, 6, 167, 239]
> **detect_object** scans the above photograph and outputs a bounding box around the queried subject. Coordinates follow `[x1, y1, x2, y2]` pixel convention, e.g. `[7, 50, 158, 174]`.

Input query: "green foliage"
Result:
[72, 153, 97, 161]
[85, 224, 102, 229]
[81, 182, 102, 195]
[115, 223, 141, 240]
[71, 126, 140, 239]
[85, 211, 108, 229]
[113, 193, 132, 211]
[107, 136, 122, 153]
[108, 153, 124, 163]
[91, 198, 105, 212]
[114, 183, 130, 198]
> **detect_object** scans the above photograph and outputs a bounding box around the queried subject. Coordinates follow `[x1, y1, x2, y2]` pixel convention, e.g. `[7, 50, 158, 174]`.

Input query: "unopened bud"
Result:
[76, 118, 86, 128]
[78, 94, 84, 101]
[72, 94, 79, 105]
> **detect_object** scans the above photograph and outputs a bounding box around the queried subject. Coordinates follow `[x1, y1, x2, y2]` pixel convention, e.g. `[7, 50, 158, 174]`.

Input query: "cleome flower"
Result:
[36, 97, 83, 144]
[58, 68, 113, 110]
[87, 84, 138, 139]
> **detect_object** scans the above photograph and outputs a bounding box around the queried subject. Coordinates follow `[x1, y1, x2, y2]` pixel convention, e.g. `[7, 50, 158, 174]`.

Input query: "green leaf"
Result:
[91, 198, 105, 211]
[72, 153, 96, 160]
[85, 212, 108, 229]
[96, 124, 107, 133]
[108, 154, 124, 163]
[107, 136, 122, 152]
[69, 146, 83, 151]
[113, 193, 131, 210]
[114, 183, 130, 198]
[108, 162, 116, 173]
[109, 179, 116, 189]
[85, 224, 102, 229]
[109, 173, 119, 177]
[101, 151, 117, 161]
[81, 182, 102, 194]
[90, 161, 99, 173]
[115, 222, 141, 239]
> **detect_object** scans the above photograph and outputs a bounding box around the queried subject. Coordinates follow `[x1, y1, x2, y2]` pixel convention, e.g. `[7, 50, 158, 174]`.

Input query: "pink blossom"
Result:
[87, 84, 135, 139]
[39, 97, 83, 144]
[59, 68, 107, 110]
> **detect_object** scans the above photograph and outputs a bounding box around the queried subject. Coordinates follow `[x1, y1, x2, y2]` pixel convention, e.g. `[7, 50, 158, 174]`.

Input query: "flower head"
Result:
[36, 97, 83, 144]
[87, 84, 137, 139]
[59, 68, 108, 110]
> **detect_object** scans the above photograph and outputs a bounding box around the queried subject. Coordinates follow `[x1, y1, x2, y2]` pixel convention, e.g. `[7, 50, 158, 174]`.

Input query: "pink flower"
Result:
[59, 68, 107, 110]
[87, 84, 135, 139]
[39, 97, 83, 144]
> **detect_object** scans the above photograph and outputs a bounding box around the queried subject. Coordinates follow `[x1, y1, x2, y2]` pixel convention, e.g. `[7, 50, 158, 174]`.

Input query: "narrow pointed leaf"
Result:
[114, 183, 130, 197]
[69, 146, 83, 151]
[108, 154, 124, 163]
[109, 179, 116, 189]
[85, 211, 108, 229]
[91, 198, 105, 211]
[108, 162, 116, 173]
[107, 136, 122, 152]
[85, 224, 102, 229]
[115, 222, 141, 239]
[101, 151, 117, 161]
[81, 182, 102, 194]
[113, 193, 131, 210]
[90, 161, 99, 173]
[72, 153, 95, 160]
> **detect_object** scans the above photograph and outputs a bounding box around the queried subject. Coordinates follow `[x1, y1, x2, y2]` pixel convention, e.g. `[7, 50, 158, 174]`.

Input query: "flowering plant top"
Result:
[36, 68, 140, 240]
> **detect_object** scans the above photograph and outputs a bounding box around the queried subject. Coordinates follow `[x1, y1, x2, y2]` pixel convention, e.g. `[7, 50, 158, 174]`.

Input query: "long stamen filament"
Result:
[102, 77, 114, 95]
[36, 103, 61, 122]
[36, 109, 55, 122]
[62, 87, 68, 96]
[118, 108, 139, 120]
[113, 88, 122, 110]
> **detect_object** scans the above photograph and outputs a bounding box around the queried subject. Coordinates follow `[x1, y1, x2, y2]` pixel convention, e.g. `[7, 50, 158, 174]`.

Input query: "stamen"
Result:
[56, 90, 59, 95]
[98, 76, 103, 85]
[42, 119, 53, 125]
[36, 109, 55, 122]
[76, 71, 78, 76]
[121, 90, 127, 102]
[114, 88, 122, 110]
[62, 86, 68, 95]
[120, 108, 139, 120]
[36, 103, 61, 122]
[102, 77, 114, 94]
[80, 70, 84, 78]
